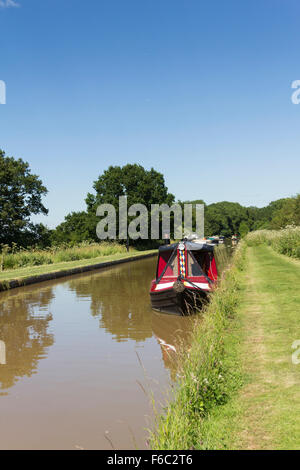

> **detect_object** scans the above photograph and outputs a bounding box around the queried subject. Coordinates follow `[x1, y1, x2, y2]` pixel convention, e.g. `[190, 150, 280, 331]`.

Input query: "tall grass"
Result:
[150, 243, 246, 450]
[0, 241, 129, 271]
[245, 226, 300, 259]
[214, 244, 232, 276]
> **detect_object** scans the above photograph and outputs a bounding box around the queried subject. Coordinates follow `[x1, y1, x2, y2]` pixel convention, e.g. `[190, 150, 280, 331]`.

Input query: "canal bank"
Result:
[0, 250, 156, 292]
[150, 244, 300, 450]
[150, 243, 246, 449]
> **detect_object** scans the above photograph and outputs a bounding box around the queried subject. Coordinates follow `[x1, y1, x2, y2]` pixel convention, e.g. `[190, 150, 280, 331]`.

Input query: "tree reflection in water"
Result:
[67, 258, 155, 343]
[0, 257, 197, 394]
[0, 287, 54, 392]
[67, 257, 194, 379]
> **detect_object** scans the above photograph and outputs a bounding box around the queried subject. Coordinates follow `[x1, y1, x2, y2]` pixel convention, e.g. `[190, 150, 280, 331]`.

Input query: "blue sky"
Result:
[1, 0, 300, 228]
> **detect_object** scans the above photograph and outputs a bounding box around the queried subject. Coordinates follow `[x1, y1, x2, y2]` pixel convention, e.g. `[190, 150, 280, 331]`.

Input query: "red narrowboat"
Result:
[150, 240, 218, 315]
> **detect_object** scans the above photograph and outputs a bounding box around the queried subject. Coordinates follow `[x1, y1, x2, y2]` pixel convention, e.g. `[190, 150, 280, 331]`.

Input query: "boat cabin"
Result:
[150, 241, 218, 315]
[155, 241, 217, 284]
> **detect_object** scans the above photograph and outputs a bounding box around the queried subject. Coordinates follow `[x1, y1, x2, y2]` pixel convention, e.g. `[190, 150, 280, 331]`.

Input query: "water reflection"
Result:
[67, 260, 154, 343]
[0, 288, 54, 391]
[0, 257, 193, 395]
[152, 313, 193, 380]
[67, 258, 194, 378]
[0, 257, 194, 449]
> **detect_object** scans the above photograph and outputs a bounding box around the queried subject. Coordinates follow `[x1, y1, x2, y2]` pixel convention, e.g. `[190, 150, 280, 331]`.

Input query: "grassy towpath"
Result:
[0, 250, 156, 287]
[207, 245, 300, 449]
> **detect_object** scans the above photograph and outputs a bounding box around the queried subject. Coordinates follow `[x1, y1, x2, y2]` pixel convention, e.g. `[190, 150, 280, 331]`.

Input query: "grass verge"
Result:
[0, 241, 135, 271]
[215, 245, 300, 450]
[149, 243, 246, 450]
[0, 249, 156, 284]
[246, 227, 300, 259]
[152, 244, 300, 450]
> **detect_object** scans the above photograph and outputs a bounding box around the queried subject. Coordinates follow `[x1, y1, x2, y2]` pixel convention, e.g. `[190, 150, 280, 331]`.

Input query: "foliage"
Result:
[0, 149, 48, 246]
[86, 164, 174, 210]
[86, 164, 175, 240]
[1, 149, 299, 247]
[52, 193, 300, 245]
[270, 195, 300, 229]
[239, 220, 250, 238]
[0, 241, 129, 271]
[51, 211, 97, 245]
[204, 202, 248, 237]
[245, 226, 300, 259]
[202, 197, 300, 237]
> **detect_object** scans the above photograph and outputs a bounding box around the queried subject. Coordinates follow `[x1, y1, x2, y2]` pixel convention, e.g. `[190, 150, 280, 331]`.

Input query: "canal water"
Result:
[0, 256, 193, 450]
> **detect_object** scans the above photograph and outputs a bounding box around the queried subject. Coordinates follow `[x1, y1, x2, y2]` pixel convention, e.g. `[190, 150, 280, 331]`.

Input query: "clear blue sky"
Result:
[1, 0, 300, 228]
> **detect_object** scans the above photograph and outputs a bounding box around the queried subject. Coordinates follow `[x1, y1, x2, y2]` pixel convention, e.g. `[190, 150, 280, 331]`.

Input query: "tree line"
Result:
[1, 149, 299, 248]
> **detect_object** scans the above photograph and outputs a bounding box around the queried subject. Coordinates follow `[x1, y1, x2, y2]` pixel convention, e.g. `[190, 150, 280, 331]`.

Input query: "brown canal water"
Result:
[0, 256, 194, 450]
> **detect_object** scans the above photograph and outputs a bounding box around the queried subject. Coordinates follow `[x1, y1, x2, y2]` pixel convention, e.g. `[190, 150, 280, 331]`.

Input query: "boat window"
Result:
[190, 252, 213, 276]
[162, 255, 178, 277]
[187, 252, 204, 277]
[157, 251, 178, 278]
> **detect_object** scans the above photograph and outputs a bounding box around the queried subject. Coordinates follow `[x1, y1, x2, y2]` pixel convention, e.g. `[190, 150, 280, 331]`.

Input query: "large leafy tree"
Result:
[205, 201, 249, 237]
[239, 220, 250, 238]
[51, 211, 97, 244]
[86, 164, 175, 240]
[0, 150, 48, 246]
[271, 195, 300, 229]
[86, 164, 174, 210]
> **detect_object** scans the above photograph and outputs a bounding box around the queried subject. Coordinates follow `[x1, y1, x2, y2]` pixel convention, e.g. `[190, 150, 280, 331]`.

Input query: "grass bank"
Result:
[151, 241, 300, 450]
[0, 249, 156, 290]
[150, 244, 246, 449]
[207, 245, 300, 450]
[0, 241, 131, 271]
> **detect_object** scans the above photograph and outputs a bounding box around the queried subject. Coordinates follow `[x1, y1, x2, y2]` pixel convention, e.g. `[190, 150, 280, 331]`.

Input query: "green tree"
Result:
[245, 199, 290, 231]
[22, 223, 52, 248]
[0, 150, 48, 246]
[178, 199, 206, 237]
[86, 164, 175, 240]
[205, 202, 248, 237]
[239, 220, 250, 237]
[271, 195, 300, 229]
[51, 211, 97, 245]
[294, 195, 300, 225]
[86, 164, 174, 209]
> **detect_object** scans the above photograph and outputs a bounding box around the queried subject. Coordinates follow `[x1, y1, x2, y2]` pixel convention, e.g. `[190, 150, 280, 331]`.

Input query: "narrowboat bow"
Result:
[150, 240, 218, 315]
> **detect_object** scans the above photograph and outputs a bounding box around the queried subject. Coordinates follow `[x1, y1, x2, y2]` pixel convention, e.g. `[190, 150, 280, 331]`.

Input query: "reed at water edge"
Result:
[149, 242, 246, 450]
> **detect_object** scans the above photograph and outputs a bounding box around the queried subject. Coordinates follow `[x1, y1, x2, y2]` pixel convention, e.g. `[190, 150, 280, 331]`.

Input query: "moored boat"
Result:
[149, 240, 218, 316]
[206, 235, 221, 245]
[231, 234, 238, 246]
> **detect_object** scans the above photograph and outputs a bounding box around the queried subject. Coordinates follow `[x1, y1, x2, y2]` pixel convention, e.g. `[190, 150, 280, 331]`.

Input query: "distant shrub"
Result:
[245, 227, 300, 259]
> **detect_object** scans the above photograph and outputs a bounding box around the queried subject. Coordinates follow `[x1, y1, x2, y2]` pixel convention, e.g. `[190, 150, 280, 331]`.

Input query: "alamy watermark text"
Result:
[0, 80, 6, 104]
[96, 198, 204, 241]
[291, 80, 300, 104]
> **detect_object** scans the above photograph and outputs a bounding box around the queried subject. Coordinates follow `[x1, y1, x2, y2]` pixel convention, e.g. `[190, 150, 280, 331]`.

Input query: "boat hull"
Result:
[150, 286, 208, 316]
